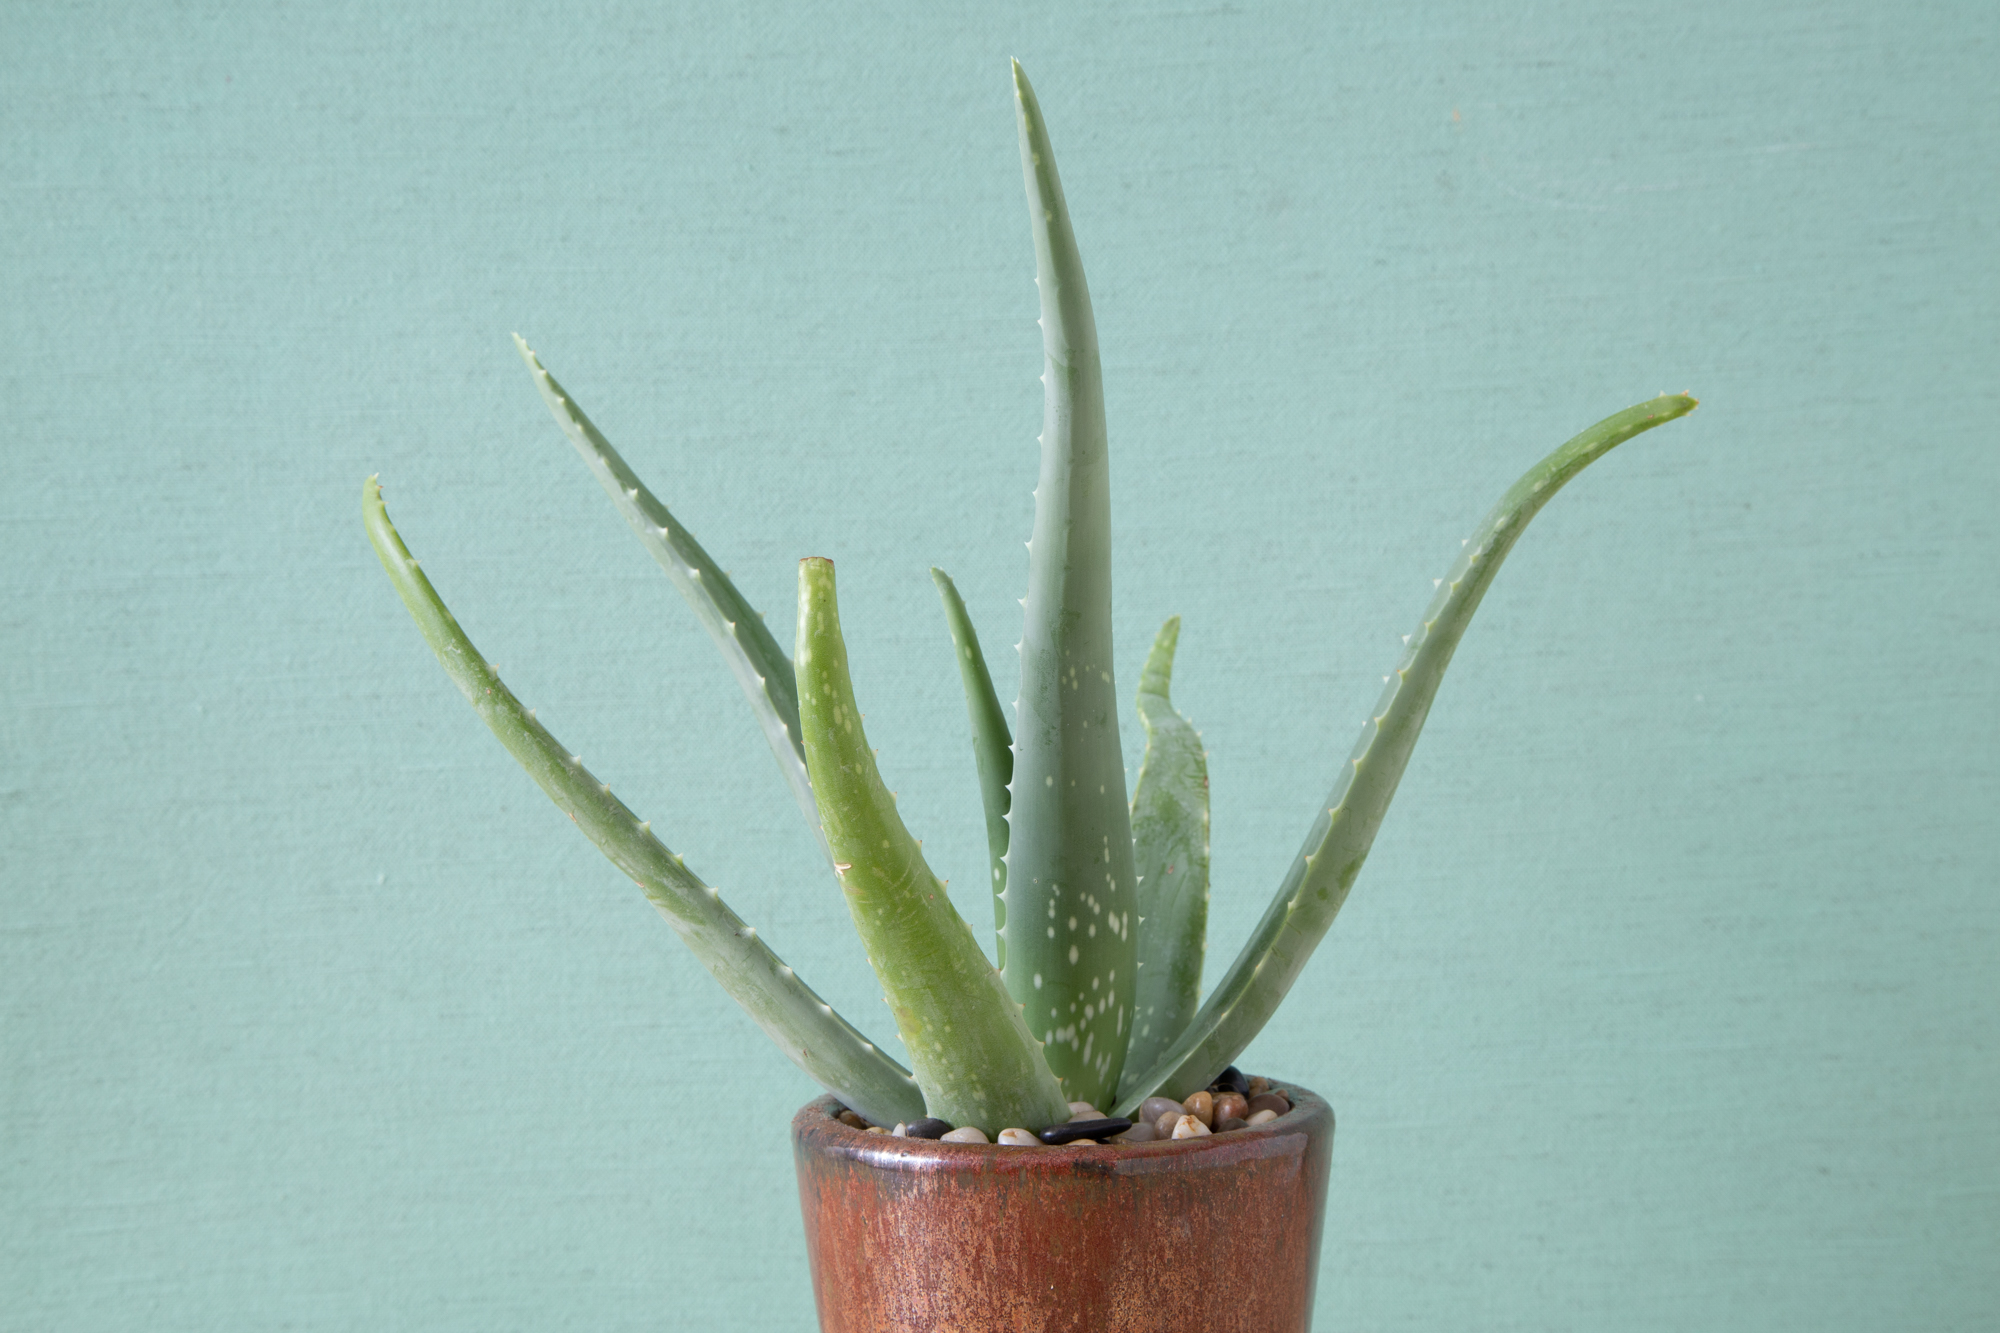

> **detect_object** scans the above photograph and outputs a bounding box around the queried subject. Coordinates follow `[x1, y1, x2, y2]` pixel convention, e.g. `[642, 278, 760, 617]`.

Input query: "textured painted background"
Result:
[5, 2, 1995, 1328]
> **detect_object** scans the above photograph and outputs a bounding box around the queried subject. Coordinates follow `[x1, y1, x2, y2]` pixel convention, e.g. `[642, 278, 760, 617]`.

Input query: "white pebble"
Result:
[1247, 1109, 1278, 1125]
[940, 1126, 990, 1144]
[997, 1128, 1040, 1146]
[1171, 1114, 1212, 1140]
[1067, 1101, 1102, 1119]
[891, 1122, 909, 1137]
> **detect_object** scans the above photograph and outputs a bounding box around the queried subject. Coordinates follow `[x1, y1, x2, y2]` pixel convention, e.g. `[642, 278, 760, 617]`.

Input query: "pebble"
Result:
[837, 1110, 869, 1129]
[1038, 1117, 1133, 1145]
[1111, 1120, 1158, 1144]
[1247, 1109, 1278, 1126]
[1155, 1110, 1183, 1138]
[1213, 1092, 1249, 1124]
[1247, 1092, 1290, 1118]
[1138, 1095, 1184, 1126]
[941, 1126, 990, 1144]
[1248, 1076, 1271, 1097]
[1171, 1114, 1212, 1139]
[997, 1127, 1040, 1146]
[904, 1117, 952, 1140]
[1213, 1066, 1251, 1097]
[1216, 1117, 1249, 1133]
[891, 1122, 909, 1137]
[1182, 1090, 1215, 1127]
[1068, 1101, 1102, 1119]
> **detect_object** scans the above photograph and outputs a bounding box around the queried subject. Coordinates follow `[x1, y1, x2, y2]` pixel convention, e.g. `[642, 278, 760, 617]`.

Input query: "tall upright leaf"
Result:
[1000, 62, 1140, 1107]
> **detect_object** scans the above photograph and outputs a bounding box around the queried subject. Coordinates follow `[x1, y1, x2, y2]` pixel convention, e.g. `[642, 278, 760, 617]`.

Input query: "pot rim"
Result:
[793, 1080, 1332, 1178]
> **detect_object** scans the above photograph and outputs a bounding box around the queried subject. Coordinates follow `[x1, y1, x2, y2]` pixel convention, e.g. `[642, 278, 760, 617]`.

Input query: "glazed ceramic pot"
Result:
[792, 1082, 1334, 1332]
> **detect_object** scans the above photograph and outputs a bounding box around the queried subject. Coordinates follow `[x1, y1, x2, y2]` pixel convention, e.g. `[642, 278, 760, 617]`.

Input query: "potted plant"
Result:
[364, 61, 1695, 1332]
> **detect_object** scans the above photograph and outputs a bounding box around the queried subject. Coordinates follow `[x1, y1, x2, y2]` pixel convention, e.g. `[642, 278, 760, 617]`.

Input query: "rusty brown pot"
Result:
[792, 1083, 1334, 1332]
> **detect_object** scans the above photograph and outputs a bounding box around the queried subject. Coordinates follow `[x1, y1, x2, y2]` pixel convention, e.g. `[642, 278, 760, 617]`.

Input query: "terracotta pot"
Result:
[792, 1082, 1334, 1332]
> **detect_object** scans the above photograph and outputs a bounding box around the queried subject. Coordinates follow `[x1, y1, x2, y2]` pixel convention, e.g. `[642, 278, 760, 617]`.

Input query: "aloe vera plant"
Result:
[366, 62, 1696, 1135]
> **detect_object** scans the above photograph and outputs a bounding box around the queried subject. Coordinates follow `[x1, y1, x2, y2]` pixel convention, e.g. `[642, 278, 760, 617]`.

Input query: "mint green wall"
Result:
[5, 3, 1995, 1328]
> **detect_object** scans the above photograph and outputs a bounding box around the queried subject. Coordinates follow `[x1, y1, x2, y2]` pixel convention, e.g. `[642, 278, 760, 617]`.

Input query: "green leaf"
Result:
[363, 477, 922, 1127]
[1112, 394, 1700, 1113]
[514, 336, 827, 865]
[795, 558, 1070, 1134]
[931, 568, 1014, 970]
[1000, 60, 1141, 1108]
[1119, 616, 1211, 1090]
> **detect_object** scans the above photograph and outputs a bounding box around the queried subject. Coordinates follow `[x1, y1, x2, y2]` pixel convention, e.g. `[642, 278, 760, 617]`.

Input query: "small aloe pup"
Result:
[365, 62, 1696, 1135]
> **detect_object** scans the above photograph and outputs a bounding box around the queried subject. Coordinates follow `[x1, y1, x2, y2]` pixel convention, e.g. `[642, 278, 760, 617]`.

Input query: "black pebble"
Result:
[1038, 1117, 1133, 1145]
[904, 1117, 952, 1140]
[1211, 1065, 1250, 1097]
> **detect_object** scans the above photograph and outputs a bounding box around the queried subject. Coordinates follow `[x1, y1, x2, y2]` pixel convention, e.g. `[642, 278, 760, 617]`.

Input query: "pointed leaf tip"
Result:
[1012, 60, 1037, 113]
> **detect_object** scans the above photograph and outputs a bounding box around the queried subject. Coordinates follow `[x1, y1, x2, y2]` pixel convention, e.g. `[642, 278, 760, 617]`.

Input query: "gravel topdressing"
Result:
[832, 1067, 1294, 1146]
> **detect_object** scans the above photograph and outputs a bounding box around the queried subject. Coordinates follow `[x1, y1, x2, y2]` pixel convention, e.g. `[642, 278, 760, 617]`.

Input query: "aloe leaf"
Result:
[363, 478, 923, 1127]
[795, 558, 1071, 1134]
[1119, 616, 1211, 1089]
[930, 568, 1014, 970]
[1001, 60, 1142, 1108]
[513, 336, 828, 865]
[1111, 394, 1700, 1113]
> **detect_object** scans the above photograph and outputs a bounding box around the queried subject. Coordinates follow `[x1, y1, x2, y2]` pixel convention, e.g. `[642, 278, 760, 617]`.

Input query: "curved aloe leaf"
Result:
[1112, 394, 1700, 1113]
[1001, 60, 1141, 1108]
[363, 478, 922, 1127]
[796, 558, 1070, 1135]
[513, 336, 828, 866]
[930, 568, 1014, 969]
[1119, 616, 1211, 1088]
